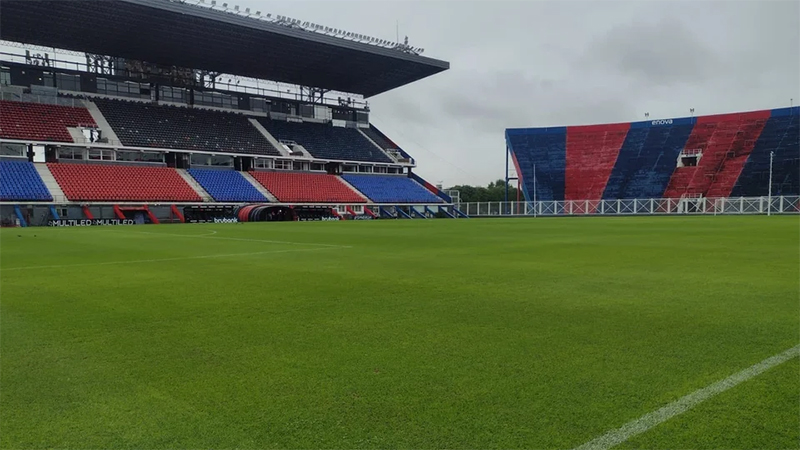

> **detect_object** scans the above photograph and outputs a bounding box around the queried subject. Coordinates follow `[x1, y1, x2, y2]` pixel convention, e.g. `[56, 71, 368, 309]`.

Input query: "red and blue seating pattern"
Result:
[0, 160, 52, 201]
[507, 107, 800, 201]
[342, 174, 443, 203]
[48, 163, 202, 202]
[249, 171, 366, 203]
[187, 168, 268, 202]
[0, 100, 96, 143]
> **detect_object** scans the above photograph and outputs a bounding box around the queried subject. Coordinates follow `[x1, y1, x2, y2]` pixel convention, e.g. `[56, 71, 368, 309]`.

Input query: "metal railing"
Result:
[457, 196, 800, 217]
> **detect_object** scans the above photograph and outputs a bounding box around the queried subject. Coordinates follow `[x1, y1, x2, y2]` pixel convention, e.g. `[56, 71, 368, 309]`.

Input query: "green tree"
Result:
[447, 180, 519, 203]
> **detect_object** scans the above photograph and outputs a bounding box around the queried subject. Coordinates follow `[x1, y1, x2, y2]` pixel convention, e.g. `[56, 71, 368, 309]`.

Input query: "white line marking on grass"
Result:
[127, 230, 350, 248]
[573, 344, 800, 450]
[0, 246, 342, 272]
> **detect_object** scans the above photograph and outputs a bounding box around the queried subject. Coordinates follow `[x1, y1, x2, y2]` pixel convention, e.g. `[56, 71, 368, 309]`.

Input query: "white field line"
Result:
[127, 229, 351, 248]
[0, 246, 341, 272]
[573, 344, 800, 450]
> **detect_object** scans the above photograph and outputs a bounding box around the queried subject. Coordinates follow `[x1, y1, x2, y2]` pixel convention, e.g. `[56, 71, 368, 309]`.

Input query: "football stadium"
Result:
[0, 1, 798, 449]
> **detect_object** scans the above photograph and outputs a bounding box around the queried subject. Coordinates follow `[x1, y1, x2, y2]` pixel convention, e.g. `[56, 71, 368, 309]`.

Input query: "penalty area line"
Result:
[0, 246, 344, 272]
[572, 344, 800, 450]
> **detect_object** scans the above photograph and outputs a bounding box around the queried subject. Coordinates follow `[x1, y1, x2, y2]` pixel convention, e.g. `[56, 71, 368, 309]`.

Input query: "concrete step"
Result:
[34, 163, 68, 203]
[176, 169, 213, 202]
[82, 99, 122, 144]
[358, 128, 398, 162]
[337, 176, 371, 203]
[248, 118, 290, 156]
[240, 171, 278, 202]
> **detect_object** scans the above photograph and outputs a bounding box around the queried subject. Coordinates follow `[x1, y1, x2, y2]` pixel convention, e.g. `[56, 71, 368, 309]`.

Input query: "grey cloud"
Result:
[581, 16, 722, 86]
[224, 1, 800, 185]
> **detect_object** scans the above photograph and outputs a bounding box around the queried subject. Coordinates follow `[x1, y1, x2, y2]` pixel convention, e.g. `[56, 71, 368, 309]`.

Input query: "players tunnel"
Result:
[235, 205, 295, 222]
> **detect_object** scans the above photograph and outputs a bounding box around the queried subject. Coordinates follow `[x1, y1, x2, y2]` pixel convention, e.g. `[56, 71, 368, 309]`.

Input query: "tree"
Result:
[447, 180, 519, 203]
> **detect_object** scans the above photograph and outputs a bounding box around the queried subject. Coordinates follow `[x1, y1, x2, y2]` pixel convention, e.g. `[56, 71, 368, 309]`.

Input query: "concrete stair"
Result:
[240, 171, 278, 202]
[176, 169, 213, 202]
[34, 163, 67, 203]
[248, 118, 290, 156]
[82, 99, 122, 144]
[358, 128, 398, 162]
[337, 176, 371, 203]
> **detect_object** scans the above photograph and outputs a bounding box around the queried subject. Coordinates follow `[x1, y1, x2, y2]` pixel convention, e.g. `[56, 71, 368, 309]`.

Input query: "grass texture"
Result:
[1, 216, 797, 449]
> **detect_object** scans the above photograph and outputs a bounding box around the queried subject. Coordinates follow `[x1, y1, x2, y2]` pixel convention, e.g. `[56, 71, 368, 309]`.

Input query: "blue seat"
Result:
[0, 160, 52, 201]
[187, 168, 268, 202]
[342, 175, 443, 203]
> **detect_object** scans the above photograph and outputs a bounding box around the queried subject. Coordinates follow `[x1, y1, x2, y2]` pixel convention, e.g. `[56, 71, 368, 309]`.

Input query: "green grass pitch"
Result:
[1, 216, 797, 449]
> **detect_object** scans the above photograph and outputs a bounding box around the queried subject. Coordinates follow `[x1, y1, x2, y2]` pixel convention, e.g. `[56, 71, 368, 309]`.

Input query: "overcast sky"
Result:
[228, 0, 797, 187]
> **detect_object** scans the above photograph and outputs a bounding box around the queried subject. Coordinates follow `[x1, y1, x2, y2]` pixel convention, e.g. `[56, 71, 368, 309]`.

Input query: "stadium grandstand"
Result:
[0, 0, 456, 226]
[502, 107, 799, 216]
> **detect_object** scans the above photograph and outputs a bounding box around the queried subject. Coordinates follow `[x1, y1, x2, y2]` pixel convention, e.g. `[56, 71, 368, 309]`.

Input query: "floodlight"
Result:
[266, 13, 271, 18]
[234, 5, 239, 11]
[222, 3, 227, 8]
[245, 7, 249, 13]
[255, 11, 260, 16]
[210, 0, 216, 5]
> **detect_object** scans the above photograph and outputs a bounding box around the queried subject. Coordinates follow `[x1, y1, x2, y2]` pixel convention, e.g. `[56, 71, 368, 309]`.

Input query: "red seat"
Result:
[48, 163, 202, 202]
[249, 171, 366, 203]
[0, 101, 97, 143]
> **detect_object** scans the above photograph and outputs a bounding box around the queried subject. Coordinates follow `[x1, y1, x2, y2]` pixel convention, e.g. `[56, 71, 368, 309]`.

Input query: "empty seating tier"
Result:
[249, 171, 366, 203]
[92, 98, 280, 156]
[732, 109, 799, 197]
[48, 163, 202, 202]
[509, 107, 800, 201]
[342, 175, 443, 203]
[0, 100, 96, 143]
[565, 124, 629, 201]
[0, 160, 52, 201]
[506, 128, 567, 202]
[257, 118, 393, 163]
[187, 168, 268, 203]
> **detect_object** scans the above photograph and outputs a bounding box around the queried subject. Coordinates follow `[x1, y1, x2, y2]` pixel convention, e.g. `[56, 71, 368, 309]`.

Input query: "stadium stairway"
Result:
[240, 172, 279, 202]
[249, 171, 367, 203]
[342, 174, 443, 204]
[176, 169, 213, 202]
[33, 163, 65, 202]
[356, 128, 397, 162]
[48, 163, 202, 202]
[247, 118, 291, 156]
[337, 176, 375, 202]
[83, 99, 122, 144]
[256, 117, 394, 163]
[408, 171, 453, 202]
[0, 100, 97, 143]
[186, 168, 267, 203]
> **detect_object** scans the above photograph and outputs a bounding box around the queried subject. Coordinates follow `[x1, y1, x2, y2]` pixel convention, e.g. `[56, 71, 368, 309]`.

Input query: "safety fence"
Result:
[457, 196, 800, 217]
